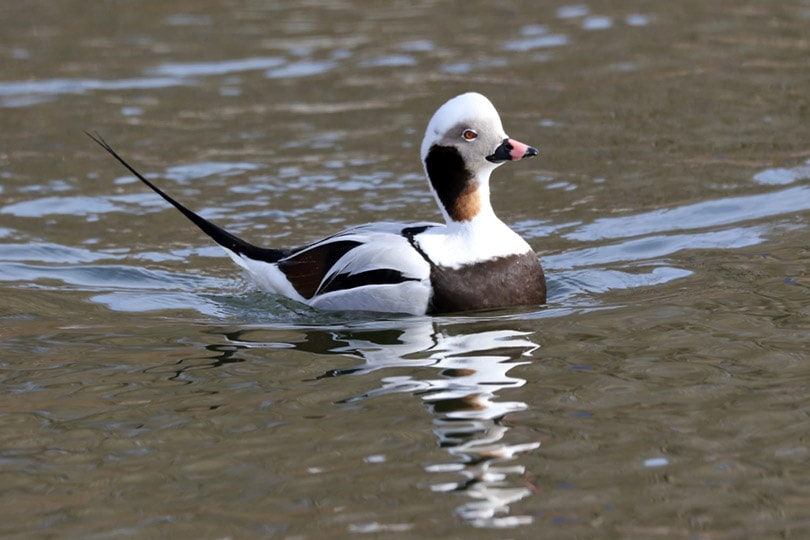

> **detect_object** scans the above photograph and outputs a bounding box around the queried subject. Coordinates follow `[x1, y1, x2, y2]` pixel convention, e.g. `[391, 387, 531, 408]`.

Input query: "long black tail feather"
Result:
[86, 132, 289, 264]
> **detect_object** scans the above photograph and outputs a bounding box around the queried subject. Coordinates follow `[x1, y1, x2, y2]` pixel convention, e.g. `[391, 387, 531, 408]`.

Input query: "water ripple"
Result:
[0, 243, 122, 264]
[502, 34, 569, 52]
[753, 159, 810, 185]
[1, 194, 149, 218]
[565, 185, 810, 241]
[546, 226, 768, 270]
[148, 57, 286, 77]
[265, 60, 338, 79]
[0, 262, 223, 291]
[0, 77, 186, 107]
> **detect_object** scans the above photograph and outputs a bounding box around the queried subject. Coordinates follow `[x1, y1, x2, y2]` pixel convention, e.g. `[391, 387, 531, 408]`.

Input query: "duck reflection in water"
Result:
[250, 319, 543, 528]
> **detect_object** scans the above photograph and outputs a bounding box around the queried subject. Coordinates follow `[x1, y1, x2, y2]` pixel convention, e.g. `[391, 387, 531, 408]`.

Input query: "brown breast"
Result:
[427, 251, 546, 314]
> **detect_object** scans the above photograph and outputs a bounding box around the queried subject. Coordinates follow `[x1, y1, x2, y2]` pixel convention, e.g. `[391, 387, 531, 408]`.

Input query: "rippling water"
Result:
[2, 1, 809, 538]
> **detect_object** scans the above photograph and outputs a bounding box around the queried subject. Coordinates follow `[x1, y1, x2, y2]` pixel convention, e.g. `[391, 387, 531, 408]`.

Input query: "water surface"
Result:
[1, 0, 809, 538]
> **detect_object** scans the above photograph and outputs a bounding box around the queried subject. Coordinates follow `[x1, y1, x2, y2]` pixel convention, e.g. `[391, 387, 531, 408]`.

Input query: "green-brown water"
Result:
[2, 1, 809, 538]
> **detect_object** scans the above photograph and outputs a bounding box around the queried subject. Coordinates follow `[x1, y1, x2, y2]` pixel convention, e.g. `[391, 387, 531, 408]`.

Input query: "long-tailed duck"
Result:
[88, 92, 546, 315]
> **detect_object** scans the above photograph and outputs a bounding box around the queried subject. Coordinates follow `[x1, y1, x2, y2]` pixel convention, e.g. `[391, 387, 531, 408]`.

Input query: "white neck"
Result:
[418, 193, 533, 268]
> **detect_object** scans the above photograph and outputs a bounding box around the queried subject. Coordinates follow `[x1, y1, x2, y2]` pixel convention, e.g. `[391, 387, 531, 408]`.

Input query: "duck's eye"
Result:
[462, 129, 478, 141]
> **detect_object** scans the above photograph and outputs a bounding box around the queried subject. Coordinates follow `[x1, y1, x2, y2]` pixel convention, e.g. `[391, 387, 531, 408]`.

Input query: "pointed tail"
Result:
[86, 132, 288, 264]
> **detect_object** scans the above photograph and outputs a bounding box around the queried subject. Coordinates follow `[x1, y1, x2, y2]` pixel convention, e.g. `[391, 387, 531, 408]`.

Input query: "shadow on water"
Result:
[212, 317, 544, 528]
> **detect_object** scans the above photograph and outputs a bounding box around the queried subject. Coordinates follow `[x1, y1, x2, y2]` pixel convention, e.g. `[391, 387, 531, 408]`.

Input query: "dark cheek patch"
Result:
[424, 145, 480, 222]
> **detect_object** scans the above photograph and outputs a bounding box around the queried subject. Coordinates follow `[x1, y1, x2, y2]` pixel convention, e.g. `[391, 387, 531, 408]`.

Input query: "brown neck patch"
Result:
[424, 144, 480, 222]
[452, 184, 481, 222]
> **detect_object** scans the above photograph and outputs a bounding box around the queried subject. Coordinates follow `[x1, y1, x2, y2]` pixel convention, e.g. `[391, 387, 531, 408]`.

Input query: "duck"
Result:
[88, 92, 546, 315]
